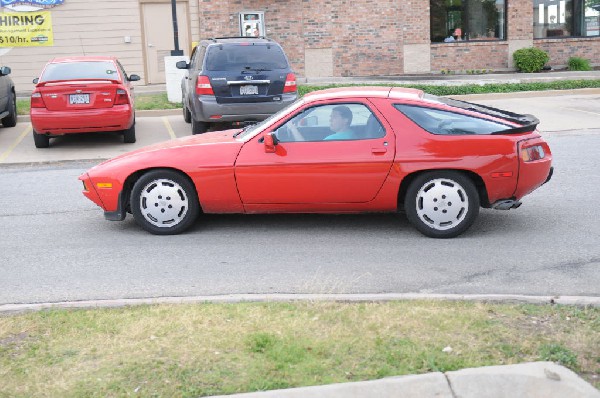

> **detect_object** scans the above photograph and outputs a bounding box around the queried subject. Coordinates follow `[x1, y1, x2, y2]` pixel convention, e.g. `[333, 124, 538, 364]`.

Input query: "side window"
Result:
[394, 104, 510, 135]
[274, 103, 385, 142]
[191, 46, 206, 70]
[116, 61, 128, 81]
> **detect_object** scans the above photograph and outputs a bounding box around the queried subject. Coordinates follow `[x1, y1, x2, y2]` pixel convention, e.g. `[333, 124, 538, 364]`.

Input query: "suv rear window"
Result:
[41, 61, 119, 82]
[205, 44, 289, 71]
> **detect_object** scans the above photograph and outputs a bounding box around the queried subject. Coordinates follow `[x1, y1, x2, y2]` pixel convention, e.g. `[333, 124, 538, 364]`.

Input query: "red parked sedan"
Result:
[80, 87, 553, 238]
[30, 56, 140, 148]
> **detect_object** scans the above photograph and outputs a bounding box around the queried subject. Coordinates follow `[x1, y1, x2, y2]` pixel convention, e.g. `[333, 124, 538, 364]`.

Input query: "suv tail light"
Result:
[114, 89, 130, 105]
[283, 73, 297, 93]
[31, 92, 46, 108]
[196, 75, 214, 95]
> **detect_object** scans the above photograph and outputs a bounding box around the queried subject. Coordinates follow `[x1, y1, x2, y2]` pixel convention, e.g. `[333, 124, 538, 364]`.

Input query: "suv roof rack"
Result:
[209, 36, 271, 42]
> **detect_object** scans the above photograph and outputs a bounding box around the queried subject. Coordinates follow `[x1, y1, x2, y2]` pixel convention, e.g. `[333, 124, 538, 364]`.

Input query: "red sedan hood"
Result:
[99, 128, 242, 164]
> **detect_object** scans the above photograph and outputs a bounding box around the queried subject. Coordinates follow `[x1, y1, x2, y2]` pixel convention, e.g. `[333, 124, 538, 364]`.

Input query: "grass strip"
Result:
[1, 301, 598, 397]
[15, 79, 600, 116]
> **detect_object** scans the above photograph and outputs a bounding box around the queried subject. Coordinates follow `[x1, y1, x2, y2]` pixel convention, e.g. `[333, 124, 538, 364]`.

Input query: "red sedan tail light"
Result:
[114, 89, 130, 105]
[31, 92, 46, 108]
[283, 73, 297, 93]
[196, 75, 214, 95]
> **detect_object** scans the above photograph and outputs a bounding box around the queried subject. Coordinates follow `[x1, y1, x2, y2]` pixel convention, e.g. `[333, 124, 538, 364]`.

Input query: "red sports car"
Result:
[30, 56, 140, 148]
[79, 87, 553, 238]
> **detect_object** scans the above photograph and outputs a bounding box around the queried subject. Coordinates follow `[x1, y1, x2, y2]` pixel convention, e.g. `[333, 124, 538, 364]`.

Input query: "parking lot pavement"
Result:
[0, 111, 190, 165]
[2, 90, 600, 165]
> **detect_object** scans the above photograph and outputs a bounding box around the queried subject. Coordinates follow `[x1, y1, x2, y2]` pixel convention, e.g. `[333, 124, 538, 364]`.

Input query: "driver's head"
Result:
[330, 106, 353, 132]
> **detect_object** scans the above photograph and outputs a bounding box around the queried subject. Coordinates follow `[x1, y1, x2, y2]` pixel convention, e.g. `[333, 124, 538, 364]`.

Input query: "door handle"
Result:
[372, 148, 387, 154]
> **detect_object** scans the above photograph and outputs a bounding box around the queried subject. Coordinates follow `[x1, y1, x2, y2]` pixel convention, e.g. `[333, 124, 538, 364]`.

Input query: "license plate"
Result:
[69, 94, 90, 104]
[239, 85, 258, 95]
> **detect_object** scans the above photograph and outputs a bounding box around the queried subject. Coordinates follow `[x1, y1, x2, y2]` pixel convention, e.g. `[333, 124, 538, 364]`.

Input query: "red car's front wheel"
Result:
[131, 170, 200, 235]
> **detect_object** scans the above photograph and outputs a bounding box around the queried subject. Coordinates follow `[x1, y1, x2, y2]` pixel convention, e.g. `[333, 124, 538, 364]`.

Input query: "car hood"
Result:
[96, 128, 243, 166]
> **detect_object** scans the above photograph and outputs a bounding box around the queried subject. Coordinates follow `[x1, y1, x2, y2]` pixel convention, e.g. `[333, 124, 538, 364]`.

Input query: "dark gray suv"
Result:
[0, 66, 17, 128]
[176, 37, 297, 134]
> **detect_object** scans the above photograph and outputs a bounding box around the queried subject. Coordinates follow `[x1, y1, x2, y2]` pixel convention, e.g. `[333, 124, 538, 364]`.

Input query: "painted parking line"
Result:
[562, 107, 600, 117]
[0, 124, 32, 163]
[161, 116, 177, 140]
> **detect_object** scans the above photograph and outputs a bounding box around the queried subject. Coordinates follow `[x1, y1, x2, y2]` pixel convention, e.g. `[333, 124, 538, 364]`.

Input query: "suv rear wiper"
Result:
[243, 67, 272, 72]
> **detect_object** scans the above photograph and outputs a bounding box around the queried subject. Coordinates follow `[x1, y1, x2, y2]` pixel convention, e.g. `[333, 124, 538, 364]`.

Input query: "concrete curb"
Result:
[2, 293, 599, 314]
[205, 362, 599, 398]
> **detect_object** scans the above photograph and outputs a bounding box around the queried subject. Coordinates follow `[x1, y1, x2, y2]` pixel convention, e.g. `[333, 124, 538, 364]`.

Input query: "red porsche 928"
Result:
[30, 56, 140, 148]
[80, 87, 553, 238]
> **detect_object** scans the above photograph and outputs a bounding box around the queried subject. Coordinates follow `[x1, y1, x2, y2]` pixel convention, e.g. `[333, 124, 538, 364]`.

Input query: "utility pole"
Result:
[170, 0, 183, 56]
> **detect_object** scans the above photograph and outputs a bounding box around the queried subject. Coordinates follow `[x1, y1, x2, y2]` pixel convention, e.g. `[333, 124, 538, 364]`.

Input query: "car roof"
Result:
[304, 86, 425, 102]
[48, 56, 118, 64]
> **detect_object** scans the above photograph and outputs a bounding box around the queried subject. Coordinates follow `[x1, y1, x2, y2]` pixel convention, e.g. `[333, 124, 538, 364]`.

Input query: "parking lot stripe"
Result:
[0, 124, 32, 163]
[162, 117, 177, 140]
[563, 107, 600, 117]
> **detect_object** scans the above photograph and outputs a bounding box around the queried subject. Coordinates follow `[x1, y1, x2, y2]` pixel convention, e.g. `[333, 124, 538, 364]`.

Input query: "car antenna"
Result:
[79, 35, 87, 56]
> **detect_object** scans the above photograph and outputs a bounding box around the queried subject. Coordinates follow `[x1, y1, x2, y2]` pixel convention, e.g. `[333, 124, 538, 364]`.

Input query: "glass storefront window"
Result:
[430, 0, 507, 43]
[534, 0, 600, 38]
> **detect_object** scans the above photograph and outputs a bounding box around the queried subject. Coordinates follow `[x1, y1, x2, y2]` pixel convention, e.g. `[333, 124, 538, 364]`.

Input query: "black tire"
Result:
[404, 171, 479, 238]
[33, 130, 50, 148]
[1, 92, 17, 127]
[130, 170, 200, 235]
[123, 121, 136, 143]
[183, 102, 191, 123]
[191, 118, 208, 135]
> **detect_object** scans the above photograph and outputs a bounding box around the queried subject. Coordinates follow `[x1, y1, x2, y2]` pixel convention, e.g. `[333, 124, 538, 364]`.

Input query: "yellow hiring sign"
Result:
[0, 11, 53, 47]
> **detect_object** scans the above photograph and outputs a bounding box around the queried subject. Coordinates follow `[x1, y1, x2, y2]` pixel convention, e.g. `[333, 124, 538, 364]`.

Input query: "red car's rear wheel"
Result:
[405, 171, 479, 238]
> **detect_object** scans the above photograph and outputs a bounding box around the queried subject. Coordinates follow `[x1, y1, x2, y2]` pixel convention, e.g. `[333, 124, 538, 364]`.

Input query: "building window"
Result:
[430, 0, 507, 43]
[534, 0, 600, 38]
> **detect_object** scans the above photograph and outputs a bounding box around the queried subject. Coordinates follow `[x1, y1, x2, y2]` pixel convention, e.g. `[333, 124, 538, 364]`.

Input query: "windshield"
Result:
[41, 61, 120, 82]
[236, 98, 304, 140]
[206, 44, 289, 71]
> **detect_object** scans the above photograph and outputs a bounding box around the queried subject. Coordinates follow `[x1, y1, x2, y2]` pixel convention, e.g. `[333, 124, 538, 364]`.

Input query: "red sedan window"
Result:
[41, 61, 120, 82]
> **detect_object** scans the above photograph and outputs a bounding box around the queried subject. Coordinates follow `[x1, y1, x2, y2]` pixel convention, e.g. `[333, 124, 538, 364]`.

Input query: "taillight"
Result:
[283, 73, 297, 93]
[114, 89, 129, 105]
[196, 75, 214, 95]
[31, 92, 46, 108]
[521, 145, 545, 162]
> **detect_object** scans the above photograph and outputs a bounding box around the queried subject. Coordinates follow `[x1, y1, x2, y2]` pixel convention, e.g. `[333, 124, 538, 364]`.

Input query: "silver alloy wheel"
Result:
[415, 178, 469, 231]
[139, 178, 189, 228]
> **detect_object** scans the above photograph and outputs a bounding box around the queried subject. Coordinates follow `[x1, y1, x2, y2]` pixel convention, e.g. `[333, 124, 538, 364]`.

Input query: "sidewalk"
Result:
[16, 69, 600, 98]
[206, 362, 599, 398]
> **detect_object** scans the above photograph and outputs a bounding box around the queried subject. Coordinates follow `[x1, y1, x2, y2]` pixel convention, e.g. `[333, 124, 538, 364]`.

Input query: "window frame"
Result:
[430, 0, 508, 43]
[533, 0, 600, 39]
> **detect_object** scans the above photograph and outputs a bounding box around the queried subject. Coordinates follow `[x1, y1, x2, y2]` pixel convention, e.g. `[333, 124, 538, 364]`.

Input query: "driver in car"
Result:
[289, 105, 355, 141]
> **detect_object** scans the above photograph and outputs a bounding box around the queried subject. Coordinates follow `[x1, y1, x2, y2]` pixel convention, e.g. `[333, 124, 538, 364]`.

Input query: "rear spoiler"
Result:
[36, 78, 121, 87]
[450, 99, 540, 135]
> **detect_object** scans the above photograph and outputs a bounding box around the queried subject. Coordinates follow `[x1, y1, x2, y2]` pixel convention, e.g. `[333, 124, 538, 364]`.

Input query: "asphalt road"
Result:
[0, 92, 599, 305]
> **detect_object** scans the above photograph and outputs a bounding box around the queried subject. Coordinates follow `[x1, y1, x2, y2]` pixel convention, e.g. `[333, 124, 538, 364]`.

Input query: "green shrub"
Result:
[567, 56, 592, 71]
[512, 47, 550, 73]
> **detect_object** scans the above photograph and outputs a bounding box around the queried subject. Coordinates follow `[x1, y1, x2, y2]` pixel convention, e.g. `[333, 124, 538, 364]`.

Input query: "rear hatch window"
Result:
[204, 44, 291, 103]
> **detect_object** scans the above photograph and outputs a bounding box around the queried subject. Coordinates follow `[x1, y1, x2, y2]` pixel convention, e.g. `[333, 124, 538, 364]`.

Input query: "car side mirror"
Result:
[0, 66, 10, 76]
[33, 78, 39, 84]
[176, 61, 189, 70]
[264, 132, 279, 153]
[128, 74, 141, 82]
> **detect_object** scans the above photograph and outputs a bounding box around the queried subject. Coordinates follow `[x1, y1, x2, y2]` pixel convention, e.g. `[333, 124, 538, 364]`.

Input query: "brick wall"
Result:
[535, 38, 600, 67]
[507, 0, 532, 40]
[198, 0, 405, 77]
[431, 42, 509, 72]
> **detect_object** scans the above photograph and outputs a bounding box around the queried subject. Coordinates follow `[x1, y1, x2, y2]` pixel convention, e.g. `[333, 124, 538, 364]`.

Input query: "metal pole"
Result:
[170, 0, 183, 56]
